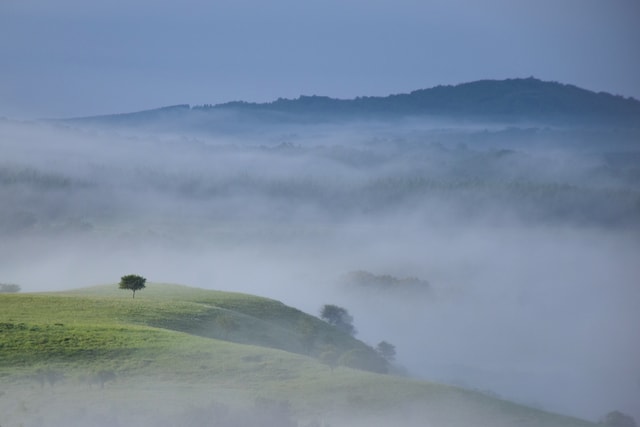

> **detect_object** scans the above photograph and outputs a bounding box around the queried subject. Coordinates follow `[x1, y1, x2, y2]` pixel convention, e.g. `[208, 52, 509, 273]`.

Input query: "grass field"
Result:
[0, 284, 597, 426]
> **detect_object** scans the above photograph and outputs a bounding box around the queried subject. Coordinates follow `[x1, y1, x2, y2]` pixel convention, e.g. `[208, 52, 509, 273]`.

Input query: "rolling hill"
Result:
[66, 77, 640, 128]
[0, 284, 598, 427]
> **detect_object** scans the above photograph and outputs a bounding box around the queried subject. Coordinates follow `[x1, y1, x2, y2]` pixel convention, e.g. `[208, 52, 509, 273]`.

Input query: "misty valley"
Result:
[1, 80, 639, 426]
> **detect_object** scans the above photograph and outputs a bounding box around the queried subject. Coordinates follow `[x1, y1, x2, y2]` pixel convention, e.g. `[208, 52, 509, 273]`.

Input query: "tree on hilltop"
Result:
[119, 274, 146, 298]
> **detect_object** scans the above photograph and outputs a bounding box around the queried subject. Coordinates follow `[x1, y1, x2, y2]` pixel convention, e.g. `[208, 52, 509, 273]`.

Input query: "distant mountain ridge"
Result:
[69, 78, 640, 126]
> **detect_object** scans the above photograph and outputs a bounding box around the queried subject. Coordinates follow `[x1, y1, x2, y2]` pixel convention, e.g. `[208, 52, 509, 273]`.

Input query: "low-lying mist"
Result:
[1, 117, 639, 423]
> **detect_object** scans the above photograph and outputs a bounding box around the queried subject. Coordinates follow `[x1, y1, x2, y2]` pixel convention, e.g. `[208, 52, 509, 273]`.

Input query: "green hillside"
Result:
[0, 284, 597, 427]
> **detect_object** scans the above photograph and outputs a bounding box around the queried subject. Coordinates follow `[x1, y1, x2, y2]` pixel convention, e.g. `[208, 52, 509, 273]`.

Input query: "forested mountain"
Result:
[69, 78, 640, 126]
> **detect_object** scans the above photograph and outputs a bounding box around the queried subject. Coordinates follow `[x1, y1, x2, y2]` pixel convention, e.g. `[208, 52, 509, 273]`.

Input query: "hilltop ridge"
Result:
[66, 77, 640, 127]
[0, 283, 598, 427]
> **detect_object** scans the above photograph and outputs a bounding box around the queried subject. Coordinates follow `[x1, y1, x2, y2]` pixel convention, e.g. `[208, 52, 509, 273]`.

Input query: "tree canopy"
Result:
[376, 341, 396, 362]
[320, 304, 356, 336]
[119, 274, 146, 298]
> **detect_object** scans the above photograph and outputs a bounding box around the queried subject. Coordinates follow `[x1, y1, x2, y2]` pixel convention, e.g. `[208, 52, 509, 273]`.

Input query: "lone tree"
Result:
[376, 341, 396, 363]
[119, 274, 146, 298]
[320, 304, 356, 336]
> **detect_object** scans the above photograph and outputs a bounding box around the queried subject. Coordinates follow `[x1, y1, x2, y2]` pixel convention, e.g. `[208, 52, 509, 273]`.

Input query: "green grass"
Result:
[0, 284, 597, 426]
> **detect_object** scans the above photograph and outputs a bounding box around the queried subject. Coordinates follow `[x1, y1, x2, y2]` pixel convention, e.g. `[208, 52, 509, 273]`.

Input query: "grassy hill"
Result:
[0, 284, 597, 427]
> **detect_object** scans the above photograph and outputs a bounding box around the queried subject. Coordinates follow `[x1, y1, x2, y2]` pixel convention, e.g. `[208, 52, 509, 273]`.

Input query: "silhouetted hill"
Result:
[67, 78, 640, 127]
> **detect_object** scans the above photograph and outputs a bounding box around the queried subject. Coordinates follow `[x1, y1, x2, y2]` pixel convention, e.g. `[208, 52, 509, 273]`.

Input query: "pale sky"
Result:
[1, 0, 639, 119]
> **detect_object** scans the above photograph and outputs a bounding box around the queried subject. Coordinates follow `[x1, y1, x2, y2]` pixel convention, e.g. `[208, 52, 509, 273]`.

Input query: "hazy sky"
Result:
[1, 0, 639, 119]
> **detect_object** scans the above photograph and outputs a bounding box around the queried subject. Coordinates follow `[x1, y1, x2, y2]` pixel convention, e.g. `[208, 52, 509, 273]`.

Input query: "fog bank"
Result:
[1, 118, 638, 422]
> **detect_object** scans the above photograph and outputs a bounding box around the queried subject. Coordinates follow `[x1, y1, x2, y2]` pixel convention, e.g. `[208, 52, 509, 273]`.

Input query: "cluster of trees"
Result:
[114, 278, 395, 374]
[0, 283, 21, 293]
[317, 343, 395, 374]
[318, 304, 396, 373]
[601, 411, 637, 427]
[343, 270, 430, 294]
[4, 126, 639, 237]
[0, 165, 73, 190]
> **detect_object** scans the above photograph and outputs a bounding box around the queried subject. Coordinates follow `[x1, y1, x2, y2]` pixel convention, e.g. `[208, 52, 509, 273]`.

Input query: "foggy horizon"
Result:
[1, 115, 639, 424]
[2, 1, 640, 119]
[1, 1, 639, 426]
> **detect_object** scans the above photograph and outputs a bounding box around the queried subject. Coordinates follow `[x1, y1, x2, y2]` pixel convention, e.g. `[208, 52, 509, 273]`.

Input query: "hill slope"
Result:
[0, 284, 597, 426]
[67, 78, 640, 127]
